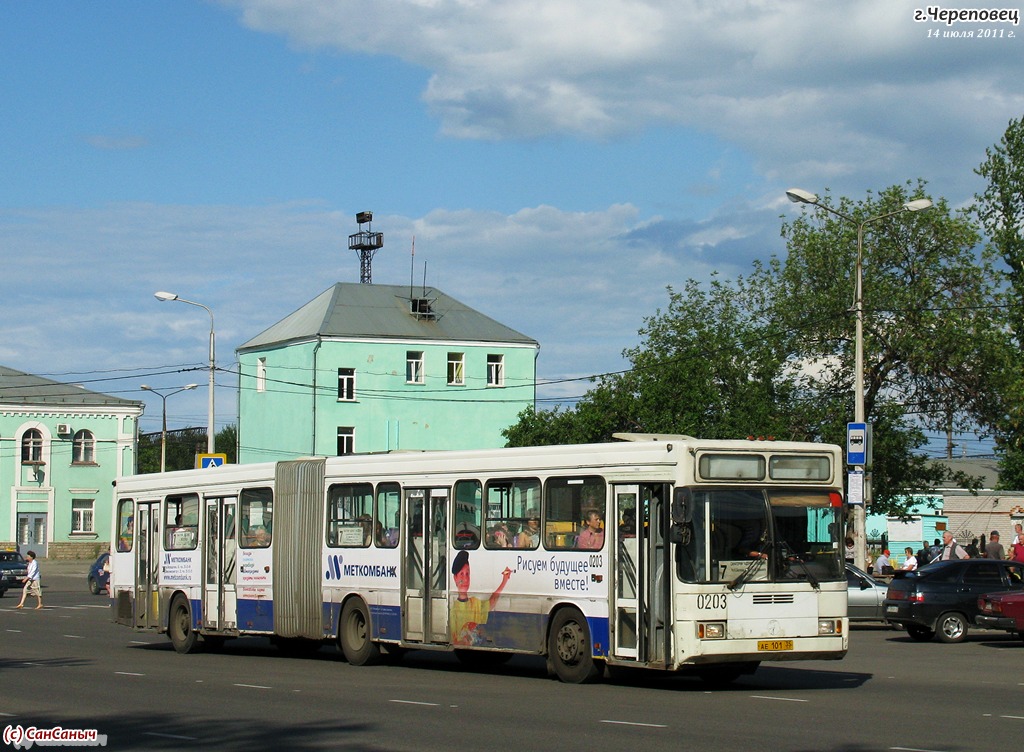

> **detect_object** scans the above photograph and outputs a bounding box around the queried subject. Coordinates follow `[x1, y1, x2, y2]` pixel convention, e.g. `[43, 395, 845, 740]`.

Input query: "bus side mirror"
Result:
[669, 488, 692, 544]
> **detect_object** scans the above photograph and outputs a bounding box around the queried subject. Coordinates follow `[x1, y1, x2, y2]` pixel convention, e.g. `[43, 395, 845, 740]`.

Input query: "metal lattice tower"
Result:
[348, 211, 384, 283]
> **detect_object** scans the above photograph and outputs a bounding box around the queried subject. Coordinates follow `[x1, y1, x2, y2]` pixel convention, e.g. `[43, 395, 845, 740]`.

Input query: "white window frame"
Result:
[406, 351, 424, 384]
[447, 352, 465, 386]
[338, 367, 356, 401]
[487, 354, 505, 387]
[21, 429, 43, 463]
[256, 357, 267, 393]
[72, 429, 96, 464]
[71, 498, 95, 534]
[337, 426, 355, 456]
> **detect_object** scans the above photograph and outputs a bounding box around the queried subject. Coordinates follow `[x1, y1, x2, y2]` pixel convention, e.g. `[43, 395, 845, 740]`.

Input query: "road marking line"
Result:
[750, 695, 809, 703]
[6, 630, 22, 633]
[63, 634, 86, 639]
[234, 683, 272, 689]
[891, 747, 948, 751]
[601, 720, 668, 728]
[144, 732, 199, 741]
[115, 672, 145, 676]
[999, 715, 1024, 720]
[389, 700, 440, 706]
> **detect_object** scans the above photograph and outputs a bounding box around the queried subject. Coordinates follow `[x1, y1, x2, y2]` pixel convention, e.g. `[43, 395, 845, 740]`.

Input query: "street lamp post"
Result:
[141, 384, 199, 472]
[154, 291, 216, 454]
[785, 189, 932, 570]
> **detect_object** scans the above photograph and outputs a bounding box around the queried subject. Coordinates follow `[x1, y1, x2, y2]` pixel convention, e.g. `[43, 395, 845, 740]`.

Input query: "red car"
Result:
[976, 590, 1024, 642]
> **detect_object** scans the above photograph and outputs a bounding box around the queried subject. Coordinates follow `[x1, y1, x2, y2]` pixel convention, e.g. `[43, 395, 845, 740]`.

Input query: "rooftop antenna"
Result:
[348, 211, 383, 283]
[409, 235, 415, 301]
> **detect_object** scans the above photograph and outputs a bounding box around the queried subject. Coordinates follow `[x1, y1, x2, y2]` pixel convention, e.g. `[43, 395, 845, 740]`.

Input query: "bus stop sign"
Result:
[847, 423, 868, 466]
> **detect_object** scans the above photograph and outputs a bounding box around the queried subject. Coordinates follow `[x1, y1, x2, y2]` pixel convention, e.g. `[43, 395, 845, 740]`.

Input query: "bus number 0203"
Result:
[697, 594, 727, 610]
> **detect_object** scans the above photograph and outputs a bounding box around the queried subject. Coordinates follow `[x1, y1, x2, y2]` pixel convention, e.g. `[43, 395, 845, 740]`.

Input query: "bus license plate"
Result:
[757, 640, 793, 652]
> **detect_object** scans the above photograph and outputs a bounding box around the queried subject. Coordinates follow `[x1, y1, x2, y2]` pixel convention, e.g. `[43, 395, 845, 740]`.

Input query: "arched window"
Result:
[21, 429, 43, 463]
[73, 429, 96, 464]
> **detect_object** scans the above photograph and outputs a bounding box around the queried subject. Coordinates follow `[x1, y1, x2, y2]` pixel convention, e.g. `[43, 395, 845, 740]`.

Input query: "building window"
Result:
[406, 351, 424, 384]
[72, 430, 96, 464]
[447, 352, 465, 386]
[337, 426, 355, 456]
[338, 367, 356, 401]
[487, 354, 504, 387]
[21, 429, 43, 463]
[256, 357, 267, 393]
[71, 499, 95, 534]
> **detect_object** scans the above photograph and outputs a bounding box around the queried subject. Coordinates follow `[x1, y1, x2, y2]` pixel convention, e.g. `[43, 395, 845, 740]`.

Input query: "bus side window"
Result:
[240, 487, 273, 548]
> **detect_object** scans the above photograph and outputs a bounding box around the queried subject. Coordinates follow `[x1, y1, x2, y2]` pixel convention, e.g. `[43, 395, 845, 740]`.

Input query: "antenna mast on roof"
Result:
[348, 211, 383, 284]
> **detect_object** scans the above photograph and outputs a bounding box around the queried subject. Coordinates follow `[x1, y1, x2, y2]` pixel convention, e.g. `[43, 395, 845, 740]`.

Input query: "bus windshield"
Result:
[676, 488, 843, 585]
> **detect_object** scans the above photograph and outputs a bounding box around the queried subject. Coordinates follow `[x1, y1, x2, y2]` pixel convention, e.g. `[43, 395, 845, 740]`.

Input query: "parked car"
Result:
[846, 563, 889, 622]
[976, 590, 1024, 642]
[884, 558, 1024, 643]
[88, 552, 110, 595]
[0, 550, 28, 597]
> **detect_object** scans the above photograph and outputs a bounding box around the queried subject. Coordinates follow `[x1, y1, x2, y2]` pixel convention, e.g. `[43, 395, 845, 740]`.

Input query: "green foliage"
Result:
[505, 181, 999, 515]
[975, 115, 1024, 488]
[136, 424, 237, 474]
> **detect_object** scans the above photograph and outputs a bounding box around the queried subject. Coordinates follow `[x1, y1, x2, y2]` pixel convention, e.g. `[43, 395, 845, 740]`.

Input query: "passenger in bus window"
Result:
[577, 509, 604, 550]
[489, 523, 512, 548]
[117, 516, 134, 552]
[515, 514, 540, 549]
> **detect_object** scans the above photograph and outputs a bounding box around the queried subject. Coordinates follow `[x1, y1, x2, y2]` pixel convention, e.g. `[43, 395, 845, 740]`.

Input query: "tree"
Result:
[975, 115, 1024, 488]
[505, 182, 996, 515]
[137, 424, 238, 473]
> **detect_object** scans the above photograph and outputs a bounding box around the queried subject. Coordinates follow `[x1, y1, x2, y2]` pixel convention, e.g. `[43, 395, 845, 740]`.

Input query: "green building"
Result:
[236, 283, 539, 463]
[0, 365, 143, 559]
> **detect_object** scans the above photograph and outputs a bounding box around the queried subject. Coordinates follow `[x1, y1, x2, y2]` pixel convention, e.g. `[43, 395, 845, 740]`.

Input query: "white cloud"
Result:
[223, 0, 1024, 197]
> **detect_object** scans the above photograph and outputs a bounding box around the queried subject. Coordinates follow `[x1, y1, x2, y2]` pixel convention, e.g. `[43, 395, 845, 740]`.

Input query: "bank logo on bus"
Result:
[325, 554, 398, 580]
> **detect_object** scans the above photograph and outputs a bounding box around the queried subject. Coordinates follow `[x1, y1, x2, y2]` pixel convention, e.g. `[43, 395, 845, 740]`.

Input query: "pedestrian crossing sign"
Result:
[197, 453, 228, 469]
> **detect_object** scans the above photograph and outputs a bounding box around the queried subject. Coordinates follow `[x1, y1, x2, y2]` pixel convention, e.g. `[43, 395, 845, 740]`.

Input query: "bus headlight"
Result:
[698, 622, 726, 639]
[818, 619, 840, 635]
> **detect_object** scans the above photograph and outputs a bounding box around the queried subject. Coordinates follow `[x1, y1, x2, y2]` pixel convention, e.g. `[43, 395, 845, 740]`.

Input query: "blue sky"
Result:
[2, 1, 1021, 457]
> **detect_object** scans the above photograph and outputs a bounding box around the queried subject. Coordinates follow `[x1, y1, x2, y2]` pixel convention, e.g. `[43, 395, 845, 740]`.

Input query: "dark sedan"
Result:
[884, 558, 1024, 642]
[88, 552, 110, 595]
[0, 550, 28, 597]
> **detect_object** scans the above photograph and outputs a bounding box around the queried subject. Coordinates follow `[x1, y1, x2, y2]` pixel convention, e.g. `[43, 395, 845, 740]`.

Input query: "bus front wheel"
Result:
[339, 599, 381, 666]
[547, 608, 601, 684]
[169, 596, 199, 654]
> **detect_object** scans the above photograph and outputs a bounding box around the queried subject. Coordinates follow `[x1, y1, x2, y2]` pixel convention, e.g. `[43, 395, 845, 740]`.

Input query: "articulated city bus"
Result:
[110, 434, 847, 683]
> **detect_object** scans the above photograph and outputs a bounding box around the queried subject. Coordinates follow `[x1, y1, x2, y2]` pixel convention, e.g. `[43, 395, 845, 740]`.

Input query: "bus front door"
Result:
[134, 502, 161, 630]
[611, 484, 669, 665]
[203, 497, 237, 631]
[402, 487, 450, 644]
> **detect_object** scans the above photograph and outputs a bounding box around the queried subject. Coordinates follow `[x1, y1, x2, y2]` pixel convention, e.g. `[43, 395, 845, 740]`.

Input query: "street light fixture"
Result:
[785, 189, 932, 570]
[154, 291, 217, 454]
[141, 384, 199, 472]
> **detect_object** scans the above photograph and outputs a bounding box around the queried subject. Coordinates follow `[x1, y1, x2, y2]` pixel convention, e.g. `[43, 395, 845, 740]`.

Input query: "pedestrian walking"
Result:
[15, 551, 42, 609]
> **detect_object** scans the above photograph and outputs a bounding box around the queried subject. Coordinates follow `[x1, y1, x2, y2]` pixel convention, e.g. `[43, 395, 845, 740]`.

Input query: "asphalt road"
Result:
[1, 566, 1022, 751]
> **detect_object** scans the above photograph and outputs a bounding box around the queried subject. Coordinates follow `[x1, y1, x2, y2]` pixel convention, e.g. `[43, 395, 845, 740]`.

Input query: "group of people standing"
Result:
[865, 524, 1024, 574]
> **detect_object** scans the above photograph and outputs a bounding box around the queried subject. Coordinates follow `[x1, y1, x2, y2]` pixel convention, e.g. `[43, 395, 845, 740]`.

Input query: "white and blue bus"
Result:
[110, 434, 848, 683]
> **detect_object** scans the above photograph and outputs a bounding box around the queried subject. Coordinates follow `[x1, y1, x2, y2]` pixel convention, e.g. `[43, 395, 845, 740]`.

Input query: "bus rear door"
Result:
[203, 496, 237, 631]
[402, 487, 450, 644]
[134, 501, 161, 630]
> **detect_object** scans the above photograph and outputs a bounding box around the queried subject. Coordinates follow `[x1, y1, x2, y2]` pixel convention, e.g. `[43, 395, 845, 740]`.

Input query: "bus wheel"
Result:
[339, 599, 381, 666]
[169, 596, 199, 654]
[547, 608, 600, 684]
